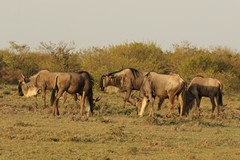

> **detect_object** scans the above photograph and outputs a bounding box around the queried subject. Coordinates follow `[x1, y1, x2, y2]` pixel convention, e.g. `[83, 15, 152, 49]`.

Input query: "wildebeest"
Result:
[18, 70, 77, 110]
[138, 72, 187, 117]
[50, 71, 94, 116]
[100, 68, 147, 108]
[183, 76, 223, 117]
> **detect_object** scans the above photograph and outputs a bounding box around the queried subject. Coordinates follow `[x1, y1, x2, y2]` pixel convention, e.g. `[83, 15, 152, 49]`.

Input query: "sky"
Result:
[0, 0, 240, 51]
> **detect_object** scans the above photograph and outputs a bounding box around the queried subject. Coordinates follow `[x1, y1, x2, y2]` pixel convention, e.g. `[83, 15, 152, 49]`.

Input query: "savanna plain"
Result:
[0, 85, 240, 160]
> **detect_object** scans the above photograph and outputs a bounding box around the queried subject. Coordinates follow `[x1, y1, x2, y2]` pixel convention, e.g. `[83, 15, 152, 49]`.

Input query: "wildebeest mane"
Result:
[29, 68, 41, 76]
[194, 75, 204, 78]
[107, 68, 123, 76]
[107, 68, 140, 77]
[77, 71, 94, 86]
[128, 68, 141, 78]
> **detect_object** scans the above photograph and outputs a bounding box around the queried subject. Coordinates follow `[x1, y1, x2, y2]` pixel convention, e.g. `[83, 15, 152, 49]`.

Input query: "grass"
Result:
[0, 85, 240, 159]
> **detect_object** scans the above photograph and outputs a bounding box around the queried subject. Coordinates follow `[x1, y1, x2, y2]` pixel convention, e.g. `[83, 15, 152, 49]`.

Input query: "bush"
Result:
[0, 41, 239, 94]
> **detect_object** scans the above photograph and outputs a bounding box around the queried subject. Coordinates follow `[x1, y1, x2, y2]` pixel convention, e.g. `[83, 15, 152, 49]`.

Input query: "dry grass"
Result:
[0, 85, 240, 159]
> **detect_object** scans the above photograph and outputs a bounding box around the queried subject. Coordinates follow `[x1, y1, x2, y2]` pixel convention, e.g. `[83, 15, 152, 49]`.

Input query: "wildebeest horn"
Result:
[93, 96, 102, 103]
[21, 73, 25, 78]
[101, 74, 107, 78]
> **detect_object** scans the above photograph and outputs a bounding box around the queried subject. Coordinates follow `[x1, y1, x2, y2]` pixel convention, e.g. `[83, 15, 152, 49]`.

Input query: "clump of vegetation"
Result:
[14, 121, 34, 127]
[0, 41, 239, 94]
[2, 91, 11, 95]
[106, 125, 128, 142]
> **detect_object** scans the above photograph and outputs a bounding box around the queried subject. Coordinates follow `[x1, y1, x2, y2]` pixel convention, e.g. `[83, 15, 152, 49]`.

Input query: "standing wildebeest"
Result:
[50, 71, 94, 116]
[18, 70, 77, 109]
[100, 68, 146, 108]
[138, 72, 187, 117]
[184, 76, 223, 117]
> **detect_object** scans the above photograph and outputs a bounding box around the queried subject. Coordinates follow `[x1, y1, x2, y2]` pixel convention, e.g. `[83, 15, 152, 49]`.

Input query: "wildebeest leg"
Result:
[128, 100, 138, 107]
[85, 97, 94, 117]
[78, 95, 82, 113]
[61, 92, 68, 109]
[165, 95, 175, 117]
[149, 96, 155, 117]
[216, 96, 220, 117]
[178, 94, 184, 116]
[210, 97, 216, 118]
[72, 94, 79, 112]
[80, 91, 86, 116]
[139, 97, 148, 117]
[195, 96, 202, 117]
[34, 95, 38, 112]
[135, 97, 144, 115]
[157, 98, 164, 111]
[123, 90, 132, 108]
[53, 90, 64, 116]
[42, 89, 47, 109]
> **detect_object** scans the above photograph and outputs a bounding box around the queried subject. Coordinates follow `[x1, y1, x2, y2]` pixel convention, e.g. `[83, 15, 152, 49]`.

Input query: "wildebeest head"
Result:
[18, 74, 39, 97]
[182, 87, 196, 115]
[100, 74, 115, 91]
[18, 74, 28, 96]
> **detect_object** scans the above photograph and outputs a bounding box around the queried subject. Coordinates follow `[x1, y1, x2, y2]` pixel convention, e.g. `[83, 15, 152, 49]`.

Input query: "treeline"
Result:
[0, 41, 240, 94]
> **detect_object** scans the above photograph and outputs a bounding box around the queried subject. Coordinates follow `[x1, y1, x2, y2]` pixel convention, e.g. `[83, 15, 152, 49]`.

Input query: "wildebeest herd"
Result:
[18, 68, 223, 118]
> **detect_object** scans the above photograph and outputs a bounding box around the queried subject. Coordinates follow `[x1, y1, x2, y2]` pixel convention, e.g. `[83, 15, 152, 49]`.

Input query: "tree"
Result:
[38, 41, 79, 72]
[9, 41, 30, 54]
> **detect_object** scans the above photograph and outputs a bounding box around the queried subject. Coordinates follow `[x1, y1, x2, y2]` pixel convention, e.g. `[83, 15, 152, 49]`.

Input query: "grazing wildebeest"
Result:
[138, 72, 187, 117]
[100, 68, 147, 108]
[50, 71, 94, 116]
[183, 76, 223, 117]
[18, 70, 77, 110]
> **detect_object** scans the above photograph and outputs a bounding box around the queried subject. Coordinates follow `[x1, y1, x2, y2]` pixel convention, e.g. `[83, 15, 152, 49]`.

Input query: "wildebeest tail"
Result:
[217, 82, 223, 106]
[88, 88, 94, 114]
[178, 80, 188, 115]
[178, 80, 187, 97]
[50, 76, 58, 106]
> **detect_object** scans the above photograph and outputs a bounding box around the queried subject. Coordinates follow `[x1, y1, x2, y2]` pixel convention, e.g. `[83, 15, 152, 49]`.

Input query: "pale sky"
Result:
[0, 0, 240, 51]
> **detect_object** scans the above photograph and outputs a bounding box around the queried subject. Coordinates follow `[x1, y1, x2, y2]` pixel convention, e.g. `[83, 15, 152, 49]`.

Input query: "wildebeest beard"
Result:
[18, 84, 24, 96]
